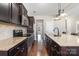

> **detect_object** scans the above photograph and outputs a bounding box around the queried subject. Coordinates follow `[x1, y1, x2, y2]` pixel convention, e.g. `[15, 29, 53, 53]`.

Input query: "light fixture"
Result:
[60, 13, 67, 17]
[54, 17, 60, 21]
[54, 3, 67, 21]
[60, 9, 67, 17]
[55, 17, 59, 20]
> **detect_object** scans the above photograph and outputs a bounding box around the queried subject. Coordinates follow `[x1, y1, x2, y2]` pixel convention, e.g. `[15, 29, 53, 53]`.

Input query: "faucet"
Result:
[53, 27, 60, 36]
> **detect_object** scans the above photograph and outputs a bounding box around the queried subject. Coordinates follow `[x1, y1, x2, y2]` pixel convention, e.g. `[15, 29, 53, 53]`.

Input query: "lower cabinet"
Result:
[0, 34, 34, 56]
[45, 34, 79, 56]
[45, 35, 61, 56]
[0, 39, 27, 56]
[27, 33, 34, 53]
[60, 47, 79, 56]
[8, 39, 27, 56]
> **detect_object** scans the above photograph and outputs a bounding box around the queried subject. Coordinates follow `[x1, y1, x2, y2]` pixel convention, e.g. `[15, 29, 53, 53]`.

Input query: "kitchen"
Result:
[0, 3, 79, 56]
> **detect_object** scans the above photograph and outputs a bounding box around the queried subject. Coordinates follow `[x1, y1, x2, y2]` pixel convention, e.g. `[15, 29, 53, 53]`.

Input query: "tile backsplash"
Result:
[0, 22, 27, 40]
[0, 29, 13, 40]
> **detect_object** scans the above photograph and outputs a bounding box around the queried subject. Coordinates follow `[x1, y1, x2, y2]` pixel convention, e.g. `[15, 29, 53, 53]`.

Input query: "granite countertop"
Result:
[46, 32, 79, 47]
[0, 37, 27, 51]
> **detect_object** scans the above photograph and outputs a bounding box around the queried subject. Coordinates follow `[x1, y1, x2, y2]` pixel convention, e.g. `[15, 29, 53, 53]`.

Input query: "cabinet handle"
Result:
[17, 47, 20, 50]
[21, 48, 25, 52]
[54, 45, 57, 47]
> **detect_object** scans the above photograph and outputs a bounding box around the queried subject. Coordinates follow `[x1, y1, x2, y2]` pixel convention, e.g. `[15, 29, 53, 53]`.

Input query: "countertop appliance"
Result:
[13, 30, 23, 37]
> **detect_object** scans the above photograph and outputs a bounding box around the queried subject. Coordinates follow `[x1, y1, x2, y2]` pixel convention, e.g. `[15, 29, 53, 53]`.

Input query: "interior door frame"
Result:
[36, 19, 44, 43]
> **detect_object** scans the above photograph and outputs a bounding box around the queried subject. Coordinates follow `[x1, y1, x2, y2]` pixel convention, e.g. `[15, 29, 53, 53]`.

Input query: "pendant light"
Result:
[54, 3, 67, 21]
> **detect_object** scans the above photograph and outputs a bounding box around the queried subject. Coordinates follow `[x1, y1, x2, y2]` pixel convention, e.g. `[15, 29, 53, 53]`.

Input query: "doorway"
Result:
[36, 19, 45, 55]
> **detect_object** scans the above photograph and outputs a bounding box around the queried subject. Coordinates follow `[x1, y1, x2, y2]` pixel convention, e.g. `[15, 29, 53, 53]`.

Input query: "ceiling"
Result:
[23, 3, 79, 16]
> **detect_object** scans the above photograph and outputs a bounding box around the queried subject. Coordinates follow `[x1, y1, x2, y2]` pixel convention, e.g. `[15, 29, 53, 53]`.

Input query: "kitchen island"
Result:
[45, 32, 79, 56]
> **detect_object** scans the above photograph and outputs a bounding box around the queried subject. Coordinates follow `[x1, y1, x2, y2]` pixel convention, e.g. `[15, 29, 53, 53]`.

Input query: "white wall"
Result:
[66, 16, 79, 34]
[65, 4, 79, 34]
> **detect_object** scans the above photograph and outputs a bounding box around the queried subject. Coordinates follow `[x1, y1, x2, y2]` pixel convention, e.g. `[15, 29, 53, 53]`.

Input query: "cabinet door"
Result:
[27, 16, 34, 33]
[61, 47, 79, 56]
[11, 3, 20, 24]
[22, 15, 29, 26]
[22, 5, 27, 16]
[24, 16, 29, 26]
[28, 17, 34, 28]
[0, 3, 11, 22]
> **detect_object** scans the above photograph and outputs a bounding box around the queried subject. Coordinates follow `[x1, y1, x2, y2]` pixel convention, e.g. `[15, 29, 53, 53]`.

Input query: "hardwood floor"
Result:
[27, 41, 48, 56]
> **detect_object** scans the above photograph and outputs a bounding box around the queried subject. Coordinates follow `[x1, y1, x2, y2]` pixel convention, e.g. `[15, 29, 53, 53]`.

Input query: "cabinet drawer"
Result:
[0, 3, 11, 22]
[8, 39, 27, 56]
[61, 47, 79, 56]
[8, 46, 19, 56]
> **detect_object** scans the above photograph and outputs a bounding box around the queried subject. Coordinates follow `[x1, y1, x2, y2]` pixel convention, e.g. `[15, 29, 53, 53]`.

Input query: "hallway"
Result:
[27, 19, 47, 56]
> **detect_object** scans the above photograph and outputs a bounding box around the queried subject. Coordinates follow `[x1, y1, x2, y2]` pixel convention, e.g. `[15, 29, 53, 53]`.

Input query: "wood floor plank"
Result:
[27, 41, 48, 56]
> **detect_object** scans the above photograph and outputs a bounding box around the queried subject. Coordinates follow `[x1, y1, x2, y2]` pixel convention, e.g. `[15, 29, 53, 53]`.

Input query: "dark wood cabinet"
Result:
[0, 3, 29, 26]
[8, 39, 27, 56]
[0, 3, 21, 24]
[45, 34, 79, 56]
[0, 34, 34, 56]
[0, 3, 11, 22]
[21, 15, 29, 26]
[27, 33, 34, 47]
[28, 16, 35, 27]
[22, 5, 27, 17]
[0, 39, 27, 56]
[45, 34, 61, 56]
[18, 3, 29, 26]
[11, 3, 21, 25]
[60, 47, 79, 56]
[27, 16, 35, 33]
[18, 3, 27, 16]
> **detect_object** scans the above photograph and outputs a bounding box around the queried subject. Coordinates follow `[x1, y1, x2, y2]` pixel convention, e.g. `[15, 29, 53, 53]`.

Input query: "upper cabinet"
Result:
[0, 3, 29, 27]
[21, 15, 29, 26]
[0, 3, 21, 24]
[28, 16, 35, 28]
[19, 4, 27, 16]
[18, 3, 29, 26]
[27, 16, 35, 33]
[11, 3, 21, 25]
[0, 3, 11, 22]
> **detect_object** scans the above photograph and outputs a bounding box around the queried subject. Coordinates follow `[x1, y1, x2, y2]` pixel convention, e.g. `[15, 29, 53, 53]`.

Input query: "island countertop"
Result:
[0, 37, 27, 51]
[46, 32, 79, 47]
